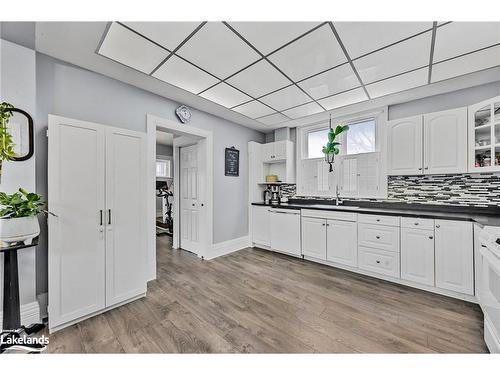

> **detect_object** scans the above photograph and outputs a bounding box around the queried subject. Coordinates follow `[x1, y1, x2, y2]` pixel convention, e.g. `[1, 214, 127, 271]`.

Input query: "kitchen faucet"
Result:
[335, 185, 343, 206]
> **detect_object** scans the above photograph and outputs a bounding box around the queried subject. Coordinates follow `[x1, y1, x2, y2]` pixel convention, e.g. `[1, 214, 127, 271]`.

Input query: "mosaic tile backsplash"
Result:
[285, 173, 500, 207]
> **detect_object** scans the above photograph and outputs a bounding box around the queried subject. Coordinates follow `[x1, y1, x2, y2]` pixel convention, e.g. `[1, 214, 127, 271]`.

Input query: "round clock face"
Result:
[176, 105, 191, 123]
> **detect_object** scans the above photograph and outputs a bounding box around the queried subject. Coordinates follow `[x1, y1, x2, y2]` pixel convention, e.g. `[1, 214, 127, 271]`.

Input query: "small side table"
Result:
[1, 237, 39, 330]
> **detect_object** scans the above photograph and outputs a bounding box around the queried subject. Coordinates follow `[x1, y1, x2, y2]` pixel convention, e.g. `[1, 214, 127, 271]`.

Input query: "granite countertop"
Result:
[252, 200, 500, 227]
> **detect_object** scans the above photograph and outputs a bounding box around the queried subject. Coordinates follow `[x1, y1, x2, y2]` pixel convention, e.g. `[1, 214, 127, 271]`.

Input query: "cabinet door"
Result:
[273, 140, 288, 161]
[340, 157, 358, 196]
[424, 107, 467, 174]
[435, 220, 474, 295]
[326, 219, 357, 267]
[48, 115, 106, 330]
[252, 206, 270, 246]
[401, 228, 435, 286]
[105, 127, 148, 307]
[301, 217, 326, 259]
[387, 116, 423, 175]
[357, 152, 380, 197]
[262, 143, 274, 162]
[270, 210, 301, 256]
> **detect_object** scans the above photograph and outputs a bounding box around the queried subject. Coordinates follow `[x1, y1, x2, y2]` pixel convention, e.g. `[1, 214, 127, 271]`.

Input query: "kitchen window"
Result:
[156, 159, 172, 179]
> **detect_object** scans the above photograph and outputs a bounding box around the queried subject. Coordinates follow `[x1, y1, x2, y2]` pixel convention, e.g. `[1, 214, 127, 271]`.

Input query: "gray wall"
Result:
[35, 53, 264, 296]
[388, 80, 500, 120]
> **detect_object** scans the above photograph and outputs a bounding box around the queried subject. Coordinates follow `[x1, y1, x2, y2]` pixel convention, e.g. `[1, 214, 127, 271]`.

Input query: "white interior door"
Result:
[48, 115, 106, 330]
[180, 144, 200, 254]
[105, 127, 147, 306]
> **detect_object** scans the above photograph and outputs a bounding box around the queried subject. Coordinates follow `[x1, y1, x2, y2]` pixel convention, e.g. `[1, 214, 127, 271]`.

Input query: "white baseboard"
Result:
[208, 236, 250, 260]
[0, 300, 40, 330]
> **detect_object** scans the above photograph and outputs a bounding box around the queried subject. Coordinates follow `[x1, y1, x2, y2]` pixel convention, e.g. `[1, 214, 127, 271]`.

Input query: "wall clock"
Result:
[175, 105, 191, 124]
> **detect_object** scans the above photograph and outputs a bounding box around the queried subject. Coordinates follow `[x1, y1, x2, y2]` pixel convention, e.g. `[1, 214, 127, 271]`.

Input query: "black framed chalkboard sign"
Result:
[225, 147, 239, 177]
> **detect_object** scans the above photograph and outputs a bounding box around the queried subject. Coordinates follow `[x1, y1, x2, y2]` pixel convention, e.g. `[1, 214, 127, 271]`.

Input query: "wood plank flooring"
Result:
[44, 236, 488, 353]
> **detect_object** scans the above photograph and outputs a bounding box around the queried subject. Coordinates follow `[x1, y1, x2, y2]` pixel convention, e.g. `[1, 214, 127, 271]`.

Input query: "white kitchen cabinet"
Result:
[387, 116, 423, 175]
[269, 209, 301, 256]
[435, 220, 474, 295]
[339, 152, 381, 198]
[424, 107, 467, 174]
[401, 227, 435, 286]
[301, 216, 326, 260]
[387, 108, 467, 175]
[262, 143, 275, 162]
[468, 95, 500, 172]
[326, 219, 357, 267]
[252, 206, 270, 247]
[262, 140, 292, 163]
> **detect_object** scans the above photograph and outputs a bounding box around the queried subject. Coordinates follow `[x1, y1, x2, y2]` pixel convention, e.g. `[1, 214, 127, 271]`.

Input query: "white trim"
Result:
[208, 236, 251, 260]
[147, 114, 213, 273]
[0, 301, 40, 330]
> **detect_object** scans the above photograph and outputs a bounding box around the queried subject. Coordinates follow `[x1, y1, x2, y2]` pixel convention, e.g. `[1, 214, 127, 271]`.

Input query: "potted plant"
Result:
[322, 121, 349, 172]
[0, 188, 52, 244]
[0, 101, 18, 177]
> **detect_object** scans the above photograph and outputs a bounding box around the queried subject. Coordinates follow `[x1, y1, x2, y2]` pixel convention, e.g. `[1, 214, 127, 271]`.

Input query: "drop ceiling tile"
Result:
[123, 22, 201, 51]
[431, 44, 500, 83]
[259, 85, 311, 111]
[257, 113, 289, 126]
[229, 22, 320, 55]
[98, 22, 169, 74]
[298, 63, 359, 99]
[334, 22, 433, 59]
[433, 22, 500, 62]
[152, 55, 219, 93]
[268, 24, 347, 81]
[353, 31, 432, 84]
[226, 59, 291, 98]
[199, 82, 252, 108]
[282, 102, 323, 119]
[176, 22, 260, 79]
[318, 88, 368, 110]
[366, 67, 428, 98]
[232, 100, 275, 119]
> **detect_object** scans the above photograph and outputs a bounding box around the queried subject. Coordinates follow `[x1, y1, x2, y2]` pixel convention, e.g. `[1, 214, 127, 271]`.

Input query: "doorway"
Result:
[146, 114, 213, 281]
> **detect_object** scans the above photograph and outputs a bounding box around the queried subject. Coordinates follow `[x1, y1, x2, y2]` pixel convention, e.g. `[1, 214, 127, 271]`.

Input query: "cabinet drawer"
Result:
[358, 223, 400, 253]
[358, 214, 400, 227]
[401, 217, 434, 230]
[358, 246, 400, 278]
[301, 209, 357, 222]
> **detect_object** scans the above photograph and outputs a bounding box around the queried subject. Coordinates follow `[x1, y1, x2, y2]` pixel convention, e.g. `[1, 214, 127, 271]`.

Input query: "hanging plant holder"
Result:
[321, 115, 349, 173]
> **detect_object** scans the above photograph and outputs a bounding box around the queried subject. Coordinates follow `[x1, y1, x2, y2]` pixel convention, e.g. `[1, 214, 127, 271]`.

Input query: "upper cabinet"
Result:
[468, 95, 500, 172]
[387, 107, 467, 175]
[262, 140, 291, 163]
[339, 152, 382, 198]
[249, 140, 295, 183]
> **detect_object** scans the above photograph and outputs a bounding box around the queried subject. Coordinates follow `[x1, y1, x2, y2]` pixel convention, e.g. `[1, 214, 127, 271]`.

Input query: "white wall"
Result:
[0, 39, 38, 325]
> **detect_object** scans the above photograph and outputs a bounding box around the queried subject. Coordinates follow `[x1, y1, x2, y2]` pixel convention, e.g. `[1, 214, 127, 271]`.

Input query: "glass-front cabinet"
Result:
[469, 95, 500, 172]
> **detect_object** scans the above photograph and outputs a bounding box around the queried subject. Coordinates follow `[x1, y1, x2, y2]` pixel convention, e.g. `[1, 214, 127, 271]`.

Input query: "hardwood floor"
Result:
[44, 236, 488, 353]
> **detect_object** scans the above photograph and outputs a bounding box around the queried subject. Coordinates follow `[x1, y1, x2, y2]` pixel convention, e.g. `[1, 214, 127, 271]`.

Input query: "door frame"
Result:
[146, 114, 213, 280]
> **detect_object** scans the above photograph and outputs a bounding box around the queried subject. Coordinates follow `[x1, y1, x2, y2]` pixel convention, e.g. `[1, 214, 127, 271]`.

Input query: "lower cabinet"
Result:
[326, 219, 357, 267]
[301, 217, 327, 260]
[252, 206, 270, 246]
[435, 219, 474, 295]
[269, 209, 301, 256]
[358, 246, 400, 278]
[401, 227, 435, 286]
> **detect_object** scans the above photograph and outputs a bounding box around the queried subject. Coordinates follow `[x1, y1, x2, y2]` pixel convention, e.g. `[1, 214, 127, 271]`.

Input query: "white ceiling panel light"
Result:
[232, 100, 275, 119]
[431, 44, 500, 83]
[353, 31, 432, 84]
[298, 63, 359, 99]
[176, 22, 260, 79]
[365, 67, 428, 98]
[123, 22, 201, 51]
[334, 22, 433, 59]
[256, 113, 289, 126]
[226, 59, 291, 98]
[268, 24, 347, 81]
[199, 82, 252, 108]
[433, 22, 500, 62]
[318, 87, 368, 110]
[282, 102, 323, 119]
[259, 85, 311, 111]
[152, 55, 219, 94]
[98, 22, 169, 73]
[229, 22, 320, 55]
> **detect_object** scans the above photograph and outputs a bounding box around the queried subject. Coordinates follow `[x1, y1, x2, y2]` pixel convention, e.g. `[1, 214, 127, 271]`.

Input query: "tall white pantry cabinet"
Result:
[47, 115, 148, 332]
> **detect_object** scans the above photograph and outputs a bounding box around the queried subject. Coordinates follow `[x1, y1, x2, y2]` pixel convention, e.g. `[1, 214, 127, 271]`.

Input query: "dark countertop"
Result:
[252, 200, 500, 227]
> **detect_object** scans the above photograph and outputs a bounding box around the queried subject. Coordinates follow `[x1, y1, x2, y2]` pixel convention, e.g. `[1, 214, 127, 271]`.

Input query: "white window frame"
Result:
[156, 156, 173, 180]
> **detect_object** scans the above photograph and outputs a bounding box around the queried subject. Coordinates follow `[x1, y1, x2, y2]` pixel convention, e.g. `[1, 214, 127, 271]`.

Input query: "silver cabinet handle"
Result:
[376, 219, 381, 222]
[108, 209, 111, 225]
[418, 167, 422, 170]
[270, 210, 299, 215]
[322, 223, 326, 226]
[414, 222, 419, 225]
[424, 167, 429, 170]
[99, 210, 103, 226]
[429, 236, 434, 239]
[376, 260, 381, 264]
[436, 224, 440, 228]
[376, 236, 380, 239]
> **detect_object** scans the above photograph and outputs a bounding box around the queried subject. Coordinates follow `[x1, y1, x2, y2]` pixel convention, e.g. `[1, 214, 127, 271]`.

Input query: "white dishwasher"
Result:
[269, 208, 301, 257]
